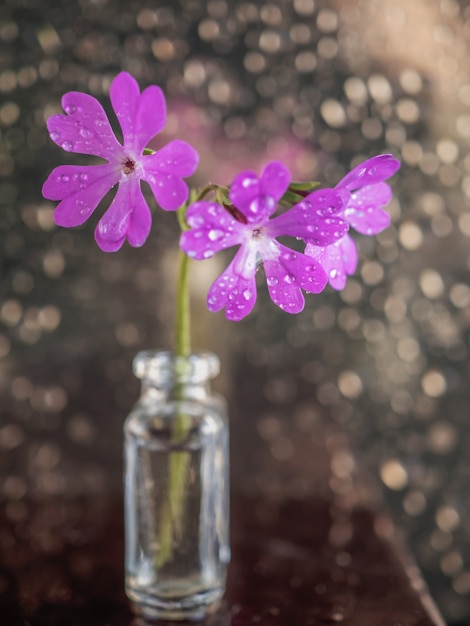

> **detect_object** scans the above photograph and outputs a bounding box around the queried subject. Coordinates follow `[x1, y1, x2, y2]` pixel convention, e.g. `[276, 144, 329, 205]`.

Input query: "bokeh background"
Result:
[2, 0, 470, 622]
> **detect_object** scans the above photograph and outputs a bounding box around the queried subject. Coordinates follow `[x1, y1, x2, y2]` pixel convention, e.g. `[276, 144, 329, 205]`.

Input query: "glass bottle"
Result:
[124, 351, 230, 621]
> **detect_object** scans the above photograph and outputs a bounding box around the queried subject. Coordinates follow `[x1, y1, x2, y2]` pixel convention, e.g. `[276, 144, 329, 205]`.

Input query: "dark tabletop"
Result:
[0, 491, 446, 626]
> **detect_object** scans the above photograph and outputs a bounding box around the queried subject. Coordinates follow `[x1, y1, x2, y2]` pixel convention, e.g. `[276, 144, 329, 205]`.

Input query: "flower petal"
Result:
[207, 250, 257, 321]
[47, 92, 122, 160]
[229, 161, 289, 223]
[42, 163, 117, 201]
[109, 72, 140, 149]
[264, 245, 327, 314]
[306, 234, 358, 290]
[110, 72, 166, 154]
[95, 179, 151, 252]
[259, 161, 290, 204]
[180, 201, 243, 259]
[43, 164, 118, 227]
[268, 188, 349, 245]
[144, 140, 199, 177]
[345, 182, 392, 235]
[143, 172, 189, 211]
[337, 154, 400, 191]
[133, 85, 166, 152]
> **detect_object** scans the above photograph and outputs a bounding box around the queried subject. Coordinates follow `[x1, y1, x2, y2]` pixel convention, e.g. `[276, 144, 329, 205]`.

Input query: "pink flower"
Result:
[180, 162, 349, 321]
[306, 154, 400, 289]
[42, 72, 198, 252]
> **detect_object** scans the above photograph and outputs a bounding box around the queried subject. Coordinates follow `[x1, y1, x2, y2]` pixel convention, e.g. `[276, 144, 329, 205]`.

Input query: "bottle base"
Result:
[127, 585, 224, 622]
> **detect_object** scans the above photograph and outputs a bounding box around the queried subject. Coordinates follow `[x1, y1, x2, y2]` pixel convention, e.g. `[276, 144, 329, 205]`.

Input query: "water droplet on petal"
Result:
[64, 104, 76, 115]
[79, 127, 93, 139]
[61, 140, 73, 151]
[50, 131, 60, 141]
[202, 250, 212, 259]
[208, 229, 224, 241]
[243, 289, 251, 300]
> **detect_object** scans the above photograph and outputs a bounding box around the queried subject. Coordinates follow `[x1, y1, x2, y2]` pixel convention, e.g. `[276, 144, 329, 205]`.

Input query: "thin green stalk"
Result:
[175, 248, 190, 359]
[156, 185, 219, 569]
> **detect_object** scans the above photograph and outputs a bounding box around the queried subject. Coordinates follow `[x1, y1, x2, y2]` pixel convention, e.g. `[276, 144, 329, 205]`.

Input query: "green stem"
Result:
[175, 247, 190, 358]
[156, 184, 220, 569]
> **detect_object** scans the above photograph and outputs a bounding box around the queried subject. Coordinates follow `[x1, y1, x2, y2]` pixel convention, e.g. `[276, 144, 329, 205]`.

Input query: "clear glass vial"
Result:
[124, 351, 230, 621]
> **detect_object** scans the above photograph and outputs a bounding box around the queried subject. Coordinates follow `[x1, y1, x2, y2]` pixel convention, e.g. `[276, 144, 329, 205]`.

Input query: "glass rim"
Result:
[133, 350, 220, 384]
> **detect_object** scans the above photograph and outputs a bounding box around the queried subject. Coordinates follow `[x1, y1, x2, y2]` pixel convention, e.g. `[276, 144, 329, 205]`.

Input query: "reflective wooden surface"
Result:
[0, 490, 445, 626]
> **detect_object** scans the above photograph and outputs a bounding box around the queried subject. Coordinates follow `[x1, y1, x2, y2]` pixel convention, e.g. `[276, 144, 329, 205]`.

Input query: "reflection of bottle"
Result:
[124, 351, 230, 621]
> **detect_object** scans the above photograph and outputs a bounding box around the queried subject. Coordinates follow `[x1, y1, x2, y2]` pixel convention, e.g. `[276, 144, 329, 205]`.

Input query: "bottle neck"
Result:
[133, 350, 220, 406]
[140, 379, 213, 404]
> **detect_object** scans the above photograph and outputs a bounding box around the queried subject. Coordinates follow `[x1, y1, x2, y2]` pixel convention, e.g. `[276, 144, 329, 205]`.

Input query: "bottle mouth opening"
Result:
[133, 350, 220, 385]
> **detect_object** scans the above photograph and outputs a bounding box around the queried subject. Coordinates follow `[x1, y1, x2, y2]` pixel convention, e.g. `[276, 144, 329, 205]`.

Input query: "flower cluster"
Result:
[180, 155, 399, 320]
[43, 72, 400, 321]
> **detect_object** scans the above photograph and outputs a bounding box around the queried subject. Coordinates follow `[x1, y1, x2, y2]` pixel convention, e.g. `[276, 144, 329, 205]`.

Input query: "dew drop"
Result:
[208, 229, 224, 241]
[242, 289, 252, 300]
[79, 127, 93, 139]
[61, 140, 73, 151]
[202, 250, 212, 259]
[64, 104, 76, 115]
[50, 131, 60, 141]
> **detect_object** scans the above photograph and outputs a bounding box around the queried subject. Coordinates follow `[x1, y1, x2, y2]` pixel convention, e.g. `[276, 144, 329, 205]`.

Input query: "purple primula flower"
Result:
[306, 154, 400, 290]
[42, 72, 198, 252]
[180, 161, 350, 321]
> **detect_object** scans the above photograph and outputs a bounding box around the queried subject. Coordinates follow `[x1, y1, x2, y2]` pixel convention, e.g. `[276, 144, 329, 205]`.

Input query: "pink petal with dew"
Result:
[109, 72, 140, 150]
[132, 85, 167, 154]
[306, 234, 358, 291]
[42, 163, 117, 201]
[180, 202, 243, 260]
[337, 154, 400, 191]
[110, 72, 166, 154]
[95, 178, 151, 252]
[143, 169, 189, 211]
[144, 140, 199, 177]
[344, 182, 392, 235]
[47, 92, 122, 160]
[229, 161, 289, 223]
[207, 250, 258, 321]
[259, 161, 290, 204]
[268, 188, 349, 246]
[43, 164, 119, 227]
[263, 245, 327, 314]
